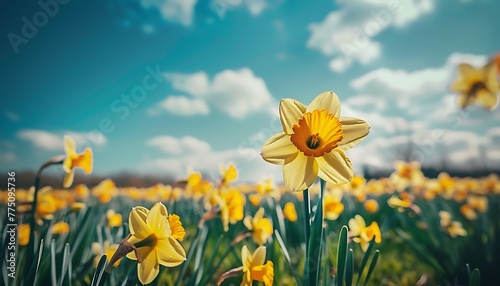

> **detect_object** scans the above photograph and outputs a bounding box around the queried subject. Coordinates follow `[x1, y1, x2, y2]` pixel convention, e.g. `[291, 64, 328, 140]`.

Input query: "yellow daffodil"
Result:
[220, 190, 245, 231]
[92, 179, 118, 204]
[390, 161, 425, 191]
[74, 184, 89, 200]
[243, 208, 273, 245]
[439, 211, 467, 237]
[450, 63, 499, 110]
[364, 199, 379, 214]
[70, 202, 86, 212]
[460, 204, 477, 220]
[220, 163, 238, 186]
[126, 202, 186, 285]
[241, 245, 274, 286]
[63, 135, 93, 188]
[92, 241, 122, 268]
[387, 196, 412, 209]
[324, 188, 344, 221]
[36, 186, 57, 224]
[249, 194, 262, 207]
[348, 215, 382, 251]
[51, 221, 70, 235]
[257, 177, 275, 195]
[261, 91, 370, 192]
[107, 210, 123, 228]
[283, 202, 298, 222]
[186, 169, 213, 200]
[18, 224, 30, 246]
[467, 195, 488, 212]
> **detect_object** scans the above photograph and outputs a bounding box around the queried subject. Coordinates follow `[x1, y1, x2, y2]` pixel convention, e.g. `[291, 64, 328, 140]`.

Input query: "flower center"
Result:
[290, 110, 344, 157]
[468, 81, 487, 97]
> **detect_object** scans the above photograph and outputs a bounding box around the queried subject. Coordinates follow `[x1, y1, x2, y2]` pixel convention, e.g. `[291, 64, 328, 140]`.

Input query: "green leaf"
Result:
[357, 236, 376, 284]
[336, 225, 349, 286]
[363, 250, 379, 286]
[91, 255, 108, 286]
[469, 268, 480, 286]
[51, 239, 57, 286]
[345, 249, 354, 286]
[306, 180, 326, 286]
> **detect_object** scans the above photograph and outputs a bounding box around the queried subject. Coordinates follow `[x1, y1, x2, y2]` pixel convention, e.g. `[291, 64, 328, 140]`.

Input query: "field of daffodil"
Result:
[1, 55, 500, 286]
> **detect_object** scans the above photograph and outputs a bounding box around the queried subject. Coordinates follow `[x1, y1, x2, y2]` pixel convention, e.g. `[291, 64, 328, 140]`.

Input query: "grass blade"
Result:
[336, 225, 349, 286]
[363, 250, 379, 286]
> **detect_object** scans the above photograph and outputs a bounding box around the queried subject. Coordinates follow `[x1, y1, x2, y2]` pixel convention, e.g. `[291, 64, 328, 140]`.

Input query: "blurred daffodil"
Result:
[439, 211, 467, 237]
[241, 245, 274, 286]
[364, 199, 379, 214]
[51, 221, 70, 235]
[126, 202, 186, 285]
[220, 163, 238, 186]
[450, 63, 499, 110]
[220, 190, 246, 231]
[63, 135, 93, 188]
[92, 241, 122, 268]
[18, 224, 30, 246]
[324, 188, 344, 220]
[107, 209, 123, 228]
[348, 215, 382, 251]
[283, 202, 298, 222]
[261, 91, 370, 192]
[92, 179, 118, 203]
[243, 208, 273, 245]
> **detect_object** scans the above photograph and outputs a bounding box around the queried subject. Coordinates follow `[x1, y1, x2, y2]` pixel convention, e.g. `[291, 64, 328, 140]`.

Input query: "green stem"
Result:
[303, 188, 311, 286]
[25, 156, 64, 285]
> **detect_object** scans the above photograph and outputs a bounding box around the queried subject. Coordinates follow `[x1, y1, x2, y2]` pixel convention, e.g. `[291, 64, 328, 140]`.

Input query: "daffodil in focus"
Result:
[283, 202, 297, 222]
[62, 135, 93, 188]
[241, 245, 274, 286]
[261, 91, 370, 192]
[348, 215, 382, 251]
[450, 63, 499, 110]
[126, 202, 186, 285]
[243, 208, 273, 245]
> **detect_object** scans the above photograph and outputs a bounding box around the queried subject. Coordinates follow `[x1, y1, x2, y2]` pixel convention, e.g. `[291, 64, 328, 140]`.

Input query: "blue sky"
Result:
[1, 0, 500, 182]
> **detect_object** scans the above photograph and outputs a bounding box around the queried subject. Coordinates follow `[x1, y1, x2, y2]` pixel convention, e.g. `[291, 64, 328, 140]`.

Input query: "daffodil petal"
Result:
[241, 245, 251, 271]
[126, 245, 153, 261]
[129, 207, 151, 239]
[283, 153, 318, 192]
[279, 98, 306, 134]
[137, 249, 159, 285]
[64, 135, 76, 156]
[243, 216, 253, 231]
[63, 170, 74, 188]
[457, 93, 475, 109]
[305, 91, 341, 118]
[476, 89, 498, 110]
[156, 237, 187, 267]
[317, 150, 353, 185]
[147, 202, 169, 239]
[338, 117, 370, 152]
[261, 132, 298, 165]
[251, 246, 267, 267]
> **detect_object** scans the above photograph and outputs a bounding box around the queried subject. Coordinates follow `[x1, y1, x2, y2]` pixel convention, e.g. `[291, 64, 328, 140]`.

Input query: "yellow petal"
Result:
[283, 202, 297, 222]
[261, 132, 298, 165]
[305, 91, 341, 118]
[137, 249, 160, 285]
[156, 237, 187, 267]
[317, 150, 353, 185]
[64, 135, 76, 156]
[243, 216, 253, 231]
[476, 89, 498, 110]
[81, 148, 93, 174]
[126, 245, 153, 261]
[251, 246, 267, 267]
[129, 207, 151, 239]
[63, 170, 74, 188]
[241, 245, 251, 271]
[254, 208, 265, 221]
[283, 153, 318, 192]
[337, 117, 370, 152]
[168, 214, 186, 241]
[147, 202, 169, 239]
[279, 98, 306, 135]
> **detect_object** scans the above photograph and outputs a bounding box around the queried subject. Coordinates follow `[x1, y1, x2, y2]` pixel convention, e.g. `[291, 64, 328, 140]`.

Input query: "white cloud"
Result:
[141, 0, 197, 26]
[307, 0, 436, 72]
[148, 95, 210, 116]
[211, 0, 269, 18]
[147, 135, 211, 155]
[0, 152, 15, 162]
[17, 129, 107, 151]
[141, 146, 282, 182]
[164, 68, 275, 118]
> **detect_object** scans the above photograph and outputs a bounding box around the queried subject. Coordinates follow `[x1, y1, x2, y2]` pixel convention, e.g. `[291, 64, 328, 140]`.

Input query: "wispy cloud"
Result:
[17, 129, 107, 151]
